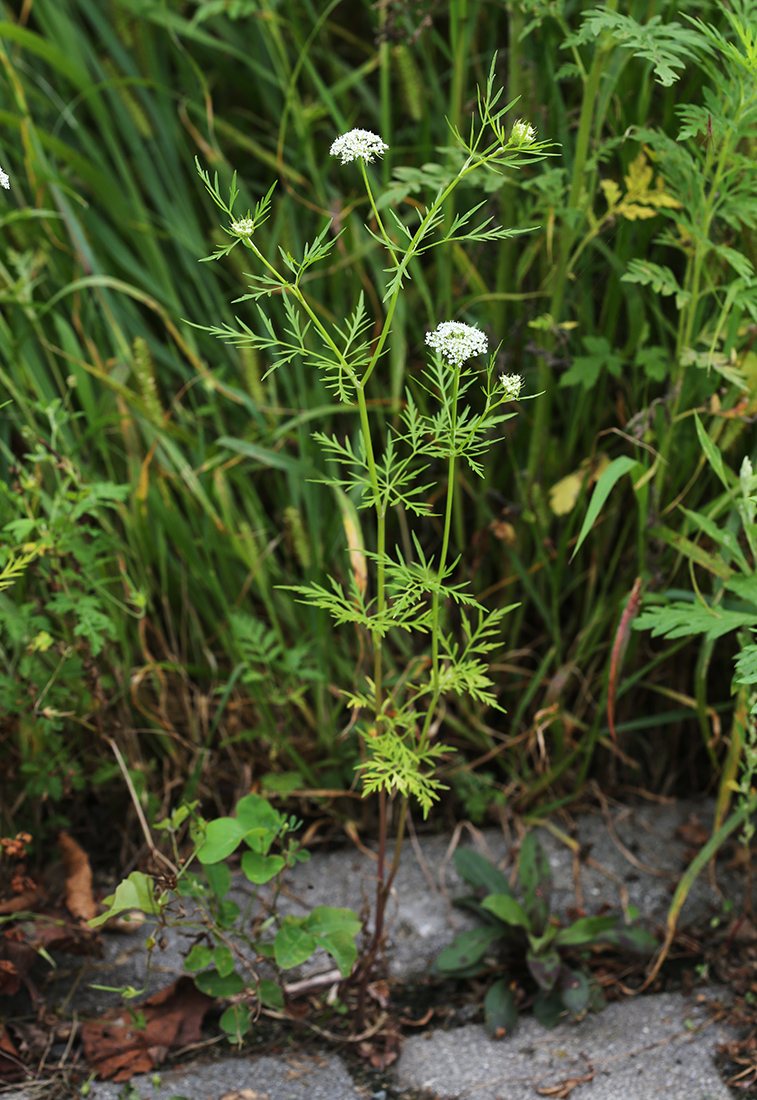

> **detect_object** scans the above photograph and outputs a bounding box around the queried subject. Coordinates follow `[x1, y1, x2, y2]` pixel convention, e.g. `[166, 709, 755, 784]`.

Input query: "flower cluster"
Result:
[0, 165, 9, 190]
[230, 217, 255, 238]
[330, 129, 388, 165]
[425, 321, 488, 367]
[510, 119, 536, 146]
[500, 373, 523, 401]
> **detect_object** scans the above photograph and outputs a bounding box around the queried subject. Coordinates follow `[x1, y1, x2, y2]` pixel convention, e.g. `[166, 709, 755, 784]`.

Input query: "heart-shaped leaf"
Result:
[196, 818, 246, 864]
[306, 906, 362, 938]
[241, 851, 285, 884]
[183, 944, 212, 972]
[258, 979, 284, 1008]
[318, 929, 357, 977]
[194, 968, 244, 997]
[219, 1004, 252, 1042]
[274, 919, 317, 970]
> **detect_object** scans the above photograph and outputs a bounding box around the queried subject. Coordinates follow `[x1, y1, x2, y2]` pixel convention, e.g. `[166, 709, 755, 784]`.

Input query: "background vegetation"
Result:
[1, 0, 756, 863]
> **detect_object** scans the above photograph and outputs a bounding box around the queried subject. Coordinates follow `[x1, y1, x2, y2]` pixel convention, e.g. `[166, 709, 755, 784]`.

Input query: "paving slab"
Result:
[86, 1051, 368, 1100]
[1, 797, 751, 1099]
[41, 795, 749, 1012]
[397, 990, 736, 1100]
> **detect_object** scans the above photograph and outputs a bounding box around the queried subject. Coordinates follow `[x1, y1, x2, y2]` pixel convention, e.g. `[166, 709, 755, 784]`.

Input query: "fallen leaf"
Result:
[0, 1022, 22, 1080]
[535, 1064, 595, 1097]
[81, 976, 213, 1081]
[0, 958, 20, 998]
[675, 815, 709, 848]
[0, 888, 41, 916]
[219, 1092, 269, 1100]
[58, 832, 97, 922]
[536, 1074, 594, 1098]
[549, 454, 610, 516]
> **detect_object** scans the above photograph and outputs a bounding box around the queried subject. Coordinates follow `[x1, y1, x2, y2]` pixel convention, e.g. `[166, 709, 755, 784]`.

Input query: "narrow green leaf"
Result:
[481, 894, 531, 930]
[571, 457, 641, 561]
[560, 968, 591, 1017]
[453, 848, 515, 898]
[519, 832, 550, 933]
[693, 412, 730, 490]
[434, 926, 504, 973]
[554, 915, 619, 947]
[533, 987, 565, 1029]
[484, 978, 518, 1037]
[526, 947, 561, 991]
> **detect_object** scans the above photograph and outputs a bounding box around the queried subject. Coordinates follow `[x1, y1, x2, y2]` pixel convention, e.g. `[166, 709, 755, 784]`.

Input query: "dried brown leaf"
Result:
[81, 976, 213, 1081]
[58, 832, 96, 922]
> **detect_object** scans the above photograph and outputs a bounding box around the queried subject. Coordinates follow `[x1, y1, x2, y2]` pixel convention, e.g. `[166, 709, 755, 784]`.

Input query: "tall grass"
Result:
[0, 0, 754, 842]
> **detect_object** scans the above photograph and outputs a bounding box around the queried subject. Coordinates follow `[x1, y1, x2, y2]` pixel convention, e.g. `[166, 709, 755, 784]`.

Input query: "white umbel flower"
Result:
[510, 119, 536, 146]
[330, 129, 388, 165]
[0, 165, 9, 190]
[230, 217, 255, 238]
[425, 321, 488, 367]
[500, 373, 523, 400]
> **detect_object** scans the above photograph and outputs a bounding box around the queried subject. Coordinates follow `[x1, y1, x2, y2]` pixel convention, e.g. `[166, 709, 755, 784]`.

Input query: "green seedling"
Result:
[90, 794, 361, 1042]
[433, 833, 657, 1035]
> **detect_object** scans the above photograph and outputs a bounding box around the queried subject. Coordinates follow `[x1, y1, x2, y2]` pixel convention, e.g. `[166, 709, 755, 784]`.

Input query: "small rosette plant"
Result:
[434, 832, 656, 1035]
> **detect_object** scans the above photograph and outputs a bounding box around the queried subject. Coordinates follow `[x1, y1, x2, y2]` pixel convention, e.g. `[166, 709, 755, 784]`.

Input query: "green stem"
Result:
[653, 109, 743, 505]
[526, 8, 617, 480]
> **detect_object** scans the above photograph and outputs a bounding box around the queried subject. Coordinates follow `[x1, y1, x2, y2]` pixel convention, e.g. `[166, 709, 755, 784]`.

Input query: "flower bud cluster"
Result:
[510, 119, 536, 146]
[230, 218, 255, 238]
[500, 373, 523, 400]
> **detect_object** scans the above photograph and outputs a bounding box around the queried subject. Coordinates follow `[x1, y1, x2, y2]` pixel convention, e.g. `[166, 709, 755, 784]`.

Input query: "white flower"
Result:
[425, 321, 488, 367]
[0, 165, 9, 190]
[230, 217, 255, 238]
[500, 373, 523, 401]
[510, 119, 536, 147]
[330, 129, 388, 165]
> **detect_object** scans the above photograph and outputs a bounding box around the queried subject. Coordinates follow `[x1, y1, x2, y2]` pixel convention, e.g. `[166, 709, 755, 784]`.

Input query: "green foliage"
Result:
[634, 421, 757, 653]
[3, 0, 757, 861]
[434, 835, 656, 1034]
[90, 794, 361, 1039]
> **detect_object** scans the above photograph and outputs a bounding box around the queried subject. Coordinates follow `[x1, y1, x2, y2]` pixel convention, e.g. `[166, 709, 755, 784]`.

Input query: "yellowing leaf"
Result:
[604, 152, 683, 224]
[549, 454, 611, 516]
[549, 469, 586, 516]
[600, 178, 621, 211]
[335, 488, 367, 596]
